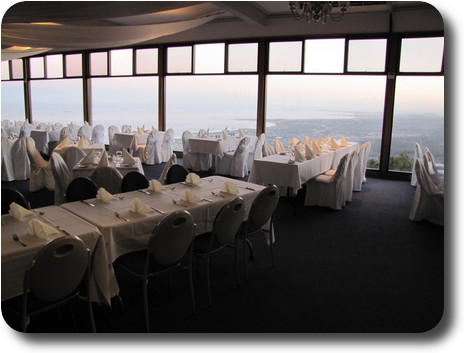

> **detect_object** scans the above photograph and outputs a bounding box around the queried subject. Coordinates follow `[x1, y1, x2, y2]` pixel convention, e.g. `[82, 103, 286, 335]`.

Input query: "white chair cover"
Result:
[158, 153, 177, 185]
[182, 130, 211, 171]
[2, 119, 13, 127]
[411, 142, 423, 186]
[91, 125, 105, 144]
[108, 125, 121, 155]
[60, 126, 72, 142]
[248, 133, 265, 171]
[304, 154, 349, 210]
[344, 150, 358, 203]
[25, 137, 55, 191]
[89, 166, 123, 194]
[409, 159, 444, 226]
[422, 149, 444, 190]
[216, 137, 250, 178]
[136, 131, 159, 165]
[11, 136, 31, 180]
[78, 123, 93, 140]
[424, 147, 444, 174]
[353, 141, 371, 192]
[62, 146, 87, 171]
[19, 123, 34, 137]
[157, 128, 174, 163]
[1, 135, 15, 181]
[52, 122, 63, 131]
[36, 122, 49, 130]
[50, 152, 71, 205]
[121, 125, 131, 133]
[262, 142, 276, 157]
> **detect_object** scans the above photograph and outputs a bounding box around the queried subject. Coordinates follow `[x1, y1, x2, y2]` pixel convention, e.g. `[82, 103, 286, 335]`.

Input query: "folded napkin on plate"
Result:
[291, 138, 300, 147]
[185, 173, 201, 185]
[97, 187, 116, 202]
[98, 149, 110, 167]
[80, 148, 95, 165]
[220, 181, 239, 195]
[239, 128, 245, 138]
[293, 146, 306, 162]
[148, 179, 165, 192]
[330, 138, 340, 150]
[56, 136, 70, 149]
[316, 137, 323, 146]
[311, 141, 322, 155]
[181, 189, 201, 203]
[340, 136, 349, 147]
[137, 126, 145, 134]
[28, 219, 58, 239]
[77, 136, 85, 148]
[305, 143, 316, 160]
[9, 202, 34, 220]
[130, 198, 154, 215]
[122, 148, 136, 165]
[303, 136, 311, 145]
[221, 130, 228, 140]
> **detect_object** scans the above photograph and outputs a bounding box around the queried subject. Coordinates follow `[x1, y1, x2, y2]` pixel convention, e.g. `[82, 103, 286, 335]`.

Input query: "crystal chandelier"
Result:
[289, 2, 350, 24]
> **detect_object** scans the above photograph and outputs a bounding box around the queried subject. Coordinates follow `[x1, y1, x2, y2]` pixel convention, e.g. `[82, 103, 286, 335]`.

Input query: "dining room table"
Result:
[71, 156, 145, 179]
[30, 129, 61, 155]
[111, 132, 149, 155]
[1, 205, 117, 306]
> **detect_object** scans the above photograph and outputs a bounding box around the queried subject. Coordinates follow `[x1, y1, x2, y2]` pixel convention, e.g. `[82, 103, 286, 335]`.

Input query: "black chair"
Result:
[121, 171, 149, 192]
[66, 177, 98, 202]
[21, 235, 95, 332]
[193, 197, 245, 306]
[116, 210, 196, 332]
[238, 184, 279, 282]
[1, 188, 30, 214]
[165, 164, 189, 185]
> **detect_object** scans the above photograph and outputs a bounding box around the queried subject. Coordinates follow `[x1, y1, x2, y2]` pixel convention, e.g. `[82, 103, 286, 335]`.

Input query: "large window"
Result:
[1, 81, 25, 121]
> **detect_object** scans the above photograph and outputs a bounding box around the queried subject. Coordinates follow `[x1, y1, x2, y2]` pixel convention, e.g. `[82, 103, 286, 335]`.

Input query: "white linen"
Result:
[181, 189, 202, 204]
[25, 137, 55, 191]
[148, 179, 165, 192]
[215, 137, 250, 178]
[97, 150, 110, 167]
[130, 198, 154, 215]
[28, 219, 58, 239]
[11, 136, 31, 180]
[80, 148, 96, 165]
[122, 148, 137, 165]
[50, 152, 71, 205]
[73, 156, 144, 180]
[158, 153, 177, 185]
[9, 202, 34, 220]
[220, 180, 239, 195]
[92, 125, 105, 144]
[293, 146, 306, 163]
[185, 172, 201, 185]
[1, 135, 15, 181]
[97, 187, 117, 202]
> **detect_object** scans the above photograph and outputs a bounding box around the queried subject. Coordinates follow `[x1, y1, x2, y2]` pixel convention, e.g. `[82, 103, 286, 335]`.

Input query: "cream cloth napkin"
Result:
[303, 136, 311, 145]
[80, 148, 95, 165]
[330, 138, 340, 150]
[305, 143, 316, 160]
[77, 136, 85, 148]
[185, 173, 201, 185]
[122, 148, 137, 165]
[239, 128, 245, 138]
[316, 137, 323, 146]
[181, 189, 201, 203]
[291, 138, 300, 147]
[97, 187, 116, 202]
[294, 146, 306, 162]
[98, 150, 110, 167]
[311, 141, 322, 155]
[28, 219, 58, 239]
[56, 136, 70, 149]
[221, 130, 228, 140]
[130, 198, 154, 215]
[220, 181, 239, 195]
[9, 202, 34, 220]
[340, 136, 349, 147]
[137, 126, 145, 134]
[148, 179, 165, 192]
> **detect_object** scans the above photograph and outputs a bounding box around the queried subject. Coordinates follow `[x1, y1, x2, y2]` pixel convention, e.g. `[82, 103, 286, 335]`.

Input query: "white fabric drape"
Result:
[50, 152, 71, 205]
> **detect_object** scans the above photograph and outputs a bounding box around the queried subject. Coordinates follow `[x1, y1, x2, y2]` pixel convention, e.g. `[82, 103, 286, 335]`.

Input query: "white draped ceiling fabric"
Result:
[1, 2, 223, 61]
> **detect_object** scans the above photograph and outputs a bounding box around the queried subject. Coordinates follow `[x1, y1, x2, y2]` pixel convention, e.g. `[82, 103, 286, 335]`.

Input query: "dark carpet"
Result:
[1, 160, 444, 333]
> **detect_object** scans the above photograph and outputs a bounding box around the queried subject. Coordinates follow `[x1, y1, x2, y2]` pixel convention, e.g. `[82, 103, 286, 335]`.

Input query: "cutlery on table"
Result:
[114, 212, 130, 222]
[81, 200, 95, 207]
[211, 191, 226, 198]
[238, 185, 256, 191]
[138, 189, 151, 195]
[150, 207, 165, 214]
[172, 199, 186, 207]
[34, 210, 73, 236]
[12, 233, 27, 247]
[201, 197, 213, 203]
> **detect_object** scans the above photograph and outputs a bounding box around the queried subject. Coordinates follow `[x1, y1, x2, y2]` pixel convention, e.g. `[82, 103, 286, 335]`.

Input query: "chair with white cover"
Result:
[19, 123, 34, 137]
[344, 150, 358, 203]
[25, 137, 55, 191]
[11, 136, 31, 181]
[1, 135, 15, 181]
[247, 133, 265, 171]
[304, 154, 349, 210]
[88, 166, 123, 194]
[91, 125, 105, 144]
[50, 152, 71, 205]
[424, 147, 444, 176]
[409, 159, 444, 226]
[78, 123, 93, 140]
[411, 143, 423, 186]
[61, 146, 86, 171]
[36, 122, 49, 131]
[262, 142, 276, 157]
[215, 137, 250, 178]
[121, 125, 131, 133]
[422, 149, 444, 190]
[136, 130, 159, 165]
[108, 125, 119, 143]
[59, 127, 72, 142]
[182, 130, 211, 171]
[20, 235, 95, 332]
[158, 153, 177, 185]
[157, 128, 174, 163]
[115, 210, 196, 332]
[353, 141, 371, 192]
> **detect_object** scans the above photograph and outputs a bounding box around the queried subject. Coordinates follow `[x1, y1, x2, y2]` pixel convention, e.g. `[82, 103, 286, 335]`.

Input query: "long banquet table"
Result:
[248, 143, 359, 194]
[72, 156, 144, 179]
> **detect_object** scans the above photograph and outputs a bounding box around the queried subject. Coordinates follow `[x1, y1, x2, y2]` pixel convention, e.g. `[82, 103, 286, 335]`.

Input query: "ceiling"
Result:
[1, 1, 443, 60]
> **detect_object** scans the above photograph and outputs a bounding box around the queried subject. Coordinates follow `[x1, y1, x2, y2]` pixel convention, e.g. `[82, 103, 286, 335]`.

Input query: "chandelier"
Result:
[289, 2, 350, 24]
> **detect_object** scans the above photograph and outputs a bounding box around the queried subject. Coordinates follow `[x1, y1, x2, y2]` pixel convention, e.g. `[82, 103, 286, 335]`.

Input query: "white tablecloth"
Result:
[1, 206, 117, 306]
[188, 137, 240, 158]
[72, 156, 144, 179]
[249, 143, 359, 193]
[112, 133, 149, 153]
[54, 143, 105, 157]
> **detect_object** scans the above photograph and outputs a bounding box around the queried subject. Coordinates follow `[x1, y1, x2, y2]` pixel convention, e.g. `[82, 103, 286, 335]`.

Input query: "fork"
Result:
[172, 199, 186, 207]
[114, 212, 130, 222]
[12, 233, 27, 247]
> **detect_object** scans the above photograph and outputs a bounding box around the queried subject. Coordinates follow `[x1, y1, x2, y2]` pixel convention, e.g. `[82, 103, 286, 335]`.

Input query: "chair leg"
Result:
[143, 278, 149, 332]
[188, 263, 197, 315]
[235, 239, 240, 286]
[87, 296, 96, 333]
[206, 254, 212, 306]
[246, 239, 254, 260]
[243, 238, 249, 282]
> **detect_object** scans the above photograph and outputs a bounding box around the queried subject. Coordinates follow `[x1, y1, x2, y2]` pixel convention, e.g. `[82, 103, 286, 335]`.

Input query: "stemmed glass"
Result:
[115, 151, 123, 167]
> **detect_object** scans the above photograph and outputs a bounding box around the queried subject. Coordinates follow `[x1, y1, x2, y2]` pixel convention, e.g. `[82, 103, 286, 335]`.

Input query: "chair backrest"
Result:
[37, 122, 49, 131]
[165, 164, 189, 184]
[158, 153, 177, 184]
[108, 125, 119, 143]
[24, 235, 89, 302]
[62, 146, 86, 170]
[414, 159, 443, 196]
[182, 131, 193, 153]
[234, 137, 250, 157]
[91, 125, 105, 144]
[78, 124, 92, 139]
[1, 188, 30, 214]
[331, 154, 349, 182]
[213, 197, 246, 245]
[254, 133, 265, 159]
[88, 166, 123, 194]
[60, 127, 71, 142]
[163, 128, 174, 145]
[262, 142, 276, 157]
[121, 171, 149, 192]
[121, 125, 131, 133]
[247, 185, 279, 233]
[25, 137, 49, 169]
[148, 210, 195, 267]
[66, 177, 99, 202]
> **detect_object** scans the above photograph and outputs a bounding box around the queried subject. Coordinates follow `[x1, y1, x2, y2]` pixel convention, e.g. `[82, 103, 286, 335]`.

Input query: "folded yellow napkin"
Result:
[56, 136, 70, 149]
[305, 143, 315, 160]
[311, 141, 322, 155]
[148, 179, 165, 192]
[97, 187, 116, 202]
[181, 189, 201, 203]
[80, 148, 95, 165]
[239, 128, 245, 138]
[185, 173, 201, 185]
[130, 198, 154, 215]
[220, 181, 239, 195]
[330, 138, 340, 150]
[340, 136, 349, 147]
[122, 148, 136, 165]
[77, 136, 85, 148]
[28, 219, 58, 239]
[316, 137, 323, 146]
[274, 139, 286, 154]
[98, 150, 109, 167]
[303, 136, 311, 145]
[294, 146, 306, 162]
[291, 138, 299, 147]
[221, 130, 228, 140]
[137, 127, 144, 134]
[9, 202, 34, 220]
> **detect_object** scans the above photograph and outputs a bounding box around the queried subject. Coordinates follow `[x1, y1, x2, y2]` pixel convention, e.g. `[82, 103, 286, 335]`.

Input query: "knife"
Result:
[39, 215, 72, 236]
[238, 185, 256, 191]
[81, 200, 95, 207]
[138, 189, 151, 195]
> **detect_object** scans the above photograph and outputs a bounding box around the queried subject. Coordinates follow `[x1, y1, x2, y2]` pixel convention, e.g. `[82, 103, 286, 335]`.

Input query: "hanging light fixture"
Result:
[289, 2, 350, 24]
